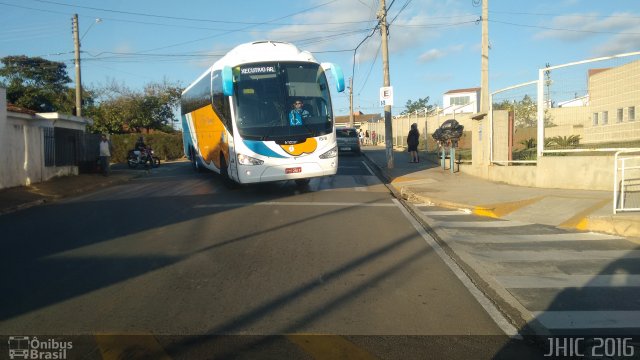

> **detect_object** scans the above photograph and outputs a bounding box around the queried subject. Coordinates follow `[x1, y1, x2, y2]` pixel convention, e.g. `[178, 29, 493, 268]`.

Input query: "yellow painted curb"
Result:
[473, 196, 545, 219]
[390, 176, 422, 184]
[287, 334, 378, 360]
[558, 199, 611, 229]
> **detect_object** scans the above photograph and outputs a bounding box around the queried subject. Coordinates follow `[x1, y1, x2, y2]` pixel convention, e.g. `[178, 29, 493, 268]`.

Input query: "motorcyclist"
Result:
[134, 136, 147, 163]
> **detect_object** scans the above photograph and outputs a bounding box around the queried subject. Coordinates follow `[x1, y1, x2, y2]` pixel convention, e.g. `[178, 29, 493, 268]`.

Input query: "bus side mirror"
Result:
[321, 63, 345, 93]
[222, 66, 233, 96]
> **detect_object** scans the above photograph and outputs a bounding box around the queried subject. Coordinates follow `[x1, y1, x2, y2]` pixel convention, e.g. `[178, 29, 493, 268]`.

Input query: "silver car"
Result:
[336, 127, 361, 154]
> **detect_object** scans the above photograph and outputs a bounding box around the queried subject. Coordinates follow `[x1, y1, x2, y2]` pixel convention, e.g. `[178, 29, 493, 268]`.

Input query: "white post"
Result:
[537, 68, 545, 158]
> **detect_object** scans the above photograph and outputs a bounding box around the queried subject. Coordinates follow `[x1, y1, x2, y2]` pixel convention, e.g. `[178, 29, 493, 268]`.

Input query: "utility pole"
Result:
[480, 0, 489, 115]
[72, 14, 82, 117]
[349, 77, 354, 127]
[378, 0, 393, 169]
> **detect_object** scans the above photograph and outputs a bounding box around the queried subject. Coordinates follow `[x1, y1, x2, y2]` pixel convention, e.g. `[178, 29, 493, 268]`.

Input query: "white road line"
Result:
[194, 201, 397, 208]
[430, 220, 532, 228]
[362, 161, 376, 176]
[532, 311, 640, 330]
[450, 233, 624, 243]
[474, 250, 640, 262]
[495, 274, 640, 288]
[421, 210, 471, 216]
[392, 199, 520, 337]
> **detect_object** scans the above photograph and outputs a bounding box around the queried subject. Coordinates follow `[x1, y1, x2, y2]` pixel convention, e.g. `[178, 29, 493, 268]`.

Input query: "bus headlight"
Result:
[237, 153, 264, 165]
[319, 145, 338, 159]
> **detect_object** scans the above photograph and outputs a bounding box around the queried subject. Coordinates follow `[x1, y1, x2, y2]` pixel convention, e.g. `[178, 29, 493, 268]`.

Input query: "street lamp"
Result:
[81, 18, 102, 41]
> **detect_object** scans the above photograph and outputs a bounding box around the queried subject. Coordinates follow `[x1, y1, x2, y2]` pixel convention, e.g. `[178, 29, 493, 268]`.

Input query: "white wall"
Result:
[0, 88, 88, 189]
[461, 156, 615, 191]
[443, 91, 480, 115]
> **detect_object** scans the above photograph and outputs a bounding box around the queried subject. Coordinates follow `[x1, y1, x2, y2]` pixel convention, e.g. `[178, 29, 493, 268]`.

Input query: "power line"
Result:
[134, 0, 341, 53]
[490, 19, 640, 35]
[489, 10, 640, 19]
[388, 0, 412, 25]
[358, 41, 382, 94]
[392, 20, 478, 28]
[25, 0, 372, 26]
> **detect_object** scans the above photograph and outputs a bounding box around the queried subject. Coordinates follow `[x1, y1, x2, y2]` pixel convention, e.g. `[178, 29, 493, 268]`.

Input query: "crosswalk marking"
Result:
[194, 201, 397, 208]
[450, 232, 624, 243]
[532, 311, 640, 330]
[420, 210, 471, 216]
[474, 250, 640, 261]
[411, 203, 640, 335]
[495, 274, 640, 288]
[429, 220, 532, 228]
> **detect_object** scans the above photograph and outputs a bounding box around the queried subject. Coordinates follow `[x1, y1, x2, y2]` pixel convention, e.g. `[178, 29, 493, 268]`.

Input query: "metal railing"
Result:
[613, 149, 640, 214]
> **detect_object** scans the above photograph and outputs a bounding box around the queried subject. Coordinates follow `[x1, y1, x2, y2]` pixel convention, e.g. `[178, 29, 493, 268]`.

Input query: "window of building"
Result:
[449, 96, 470, 106]
[617, 108, 623, 123]
[592, 112, 598, 126]
[630, 106, 636, 121]
[602, 111, 608, 125]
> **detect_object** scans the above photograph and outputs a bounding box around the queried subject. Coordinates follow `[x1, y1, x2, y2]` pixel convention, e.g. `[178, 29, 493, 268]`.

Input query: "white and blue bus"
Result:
[180, 41, 345, 185]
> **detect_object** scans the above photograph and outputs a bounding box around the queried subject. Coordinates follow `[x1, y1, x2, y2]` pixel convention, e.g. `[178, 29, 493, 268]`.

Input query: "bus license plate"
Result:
[285, 167, 302, 174]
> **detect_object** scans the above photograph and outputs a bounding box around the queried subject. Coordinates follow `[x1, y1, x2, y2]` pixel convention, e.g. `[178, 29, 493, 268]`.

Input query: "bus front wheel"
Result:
[220, 155, 238, 189]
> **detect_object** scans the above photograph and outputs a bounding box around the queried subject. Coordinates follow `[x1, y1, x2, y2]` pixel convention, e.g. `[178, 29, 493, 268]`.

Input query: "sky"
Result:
[1, 0, 639, 117]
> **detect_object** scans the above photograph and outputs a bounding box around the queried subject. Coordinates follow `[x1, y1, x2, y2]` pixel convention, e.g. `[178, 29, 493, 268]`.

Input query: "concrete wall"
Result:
[461, 156, 614, 191]
[466, 107, 631, 191]
[492, 110, 509, 163]
[0, 88, 89, 189]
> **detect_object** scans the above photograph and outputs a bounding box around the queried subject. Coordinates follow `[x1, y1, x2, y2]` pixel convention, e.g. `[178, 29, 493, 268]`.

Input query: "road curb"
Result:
[580, 215, 640, 241]
[0, 171, 145, 216]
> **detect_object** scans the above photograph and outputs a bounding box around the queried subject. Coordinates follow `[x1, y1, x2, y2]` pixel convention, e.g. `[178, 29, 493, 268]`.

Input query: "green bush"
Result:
[110, 133, 185, 163]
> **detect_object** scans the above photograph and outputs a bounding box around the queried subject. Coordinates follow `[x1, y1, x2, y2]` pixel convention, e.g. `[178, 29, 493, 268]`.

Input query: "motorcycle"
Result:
[127, 147, 160, 168]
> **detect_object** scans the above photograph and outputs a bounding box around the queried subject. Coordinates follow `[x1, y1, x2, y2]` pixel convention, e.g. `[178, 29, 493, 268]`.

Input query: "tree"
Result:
[492, 95, 555, 127]
[87, 80, 182, 134]
[0, 55, 73, 112]
[400, 97, 434, 115]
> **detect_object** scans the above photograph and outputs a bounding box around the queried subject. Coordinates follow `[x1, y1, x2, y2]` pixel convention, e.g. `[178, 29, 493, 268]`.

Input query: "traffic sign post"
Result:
[379, 86, 394, 107]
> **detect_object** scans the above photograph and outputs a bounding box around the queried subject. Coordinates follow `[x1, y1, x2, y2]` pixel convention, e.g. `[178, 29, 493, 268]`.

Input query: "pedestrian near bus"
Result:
[407, 123, 420, 163]
[98, 134, 114, 176]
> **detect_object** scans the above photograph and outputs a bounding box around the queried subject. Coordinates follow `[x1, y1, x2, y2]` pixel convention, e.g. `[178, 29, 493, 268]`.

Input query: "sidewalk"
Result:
[362, 146, 640, 240]
[0, 165, 144, 215]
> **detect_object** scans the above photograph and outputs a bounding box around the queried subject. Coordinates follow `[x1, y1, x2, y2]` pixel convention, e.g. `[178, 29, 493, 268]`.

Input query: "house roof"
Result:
[445, 87, 481, 95]
[335, 113, 382, 124]
[7, 103, 37, 115]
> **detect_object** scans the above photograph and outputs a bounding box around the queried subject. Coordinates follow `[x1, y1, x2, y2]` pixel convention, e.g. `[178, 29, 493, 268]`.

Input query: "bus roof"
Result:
[183, 41, 318, 95]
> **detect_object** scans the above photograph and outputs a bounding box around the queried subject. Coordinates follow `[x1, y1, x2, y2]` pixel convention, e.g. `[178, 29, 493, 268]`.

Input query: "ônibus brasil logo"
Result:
[8, 336, 72, 360]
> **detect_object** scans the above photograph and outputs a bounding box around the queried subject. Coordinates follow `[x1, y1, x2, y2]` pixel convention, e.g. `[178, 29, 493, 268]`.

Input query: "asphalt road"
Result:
[0, 155, 545, 359]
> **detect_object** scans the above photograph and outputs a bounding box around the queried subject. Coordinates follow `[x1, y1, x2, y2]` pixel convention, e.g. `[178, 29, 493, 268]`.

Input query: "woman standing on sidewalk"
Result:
[407, 123, 420, 163]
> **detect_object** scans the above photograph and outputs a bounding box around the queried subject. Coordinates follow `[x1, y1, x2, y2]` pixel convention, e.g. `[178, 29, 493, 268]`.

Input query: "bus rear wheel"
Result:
[191, 148, 203, 172]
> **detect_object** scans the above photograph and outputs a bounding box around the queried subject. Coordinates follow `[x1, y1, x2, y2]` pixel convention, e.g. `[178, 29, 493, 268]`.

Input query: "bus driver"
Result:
[289, 99, 310, 126]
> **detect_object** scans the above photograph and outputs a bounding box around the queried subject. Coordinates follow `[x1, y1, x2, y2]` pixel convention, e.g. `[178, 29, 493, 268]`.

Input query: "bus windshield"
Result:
[233, 62, 334, 141]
